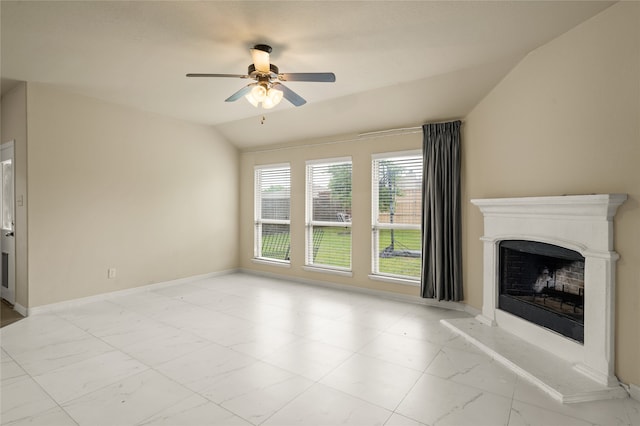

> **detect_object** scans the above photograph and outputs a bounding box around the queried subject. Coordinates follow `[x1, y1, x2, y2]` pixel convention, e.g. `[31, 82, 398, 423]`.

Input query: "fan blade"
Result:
[186, 73, 249, 78]
[278, 72, 336, 82]
[225, 83, 256, 102]
[250, 48, 270, 73]
[272, 83, 306, 107]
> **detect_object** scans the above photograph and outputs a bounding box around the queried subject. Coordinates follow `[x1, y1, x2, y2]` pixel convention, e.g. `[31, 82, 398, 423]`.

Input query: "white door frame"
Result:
[1, 140, 16, 305]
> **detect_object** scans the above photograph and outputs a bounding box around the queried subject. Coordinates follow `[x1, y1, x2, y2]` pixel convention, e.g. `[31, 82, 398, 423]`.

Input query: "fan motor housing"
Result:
[253, 44, 273, 53]
[248, 63, 279, 78]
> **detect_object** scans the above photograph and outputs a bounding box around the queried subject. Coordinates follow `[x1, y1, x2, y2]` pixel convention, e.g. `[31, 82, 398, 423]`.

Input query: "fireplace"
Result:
[468, 194, 627, 392]
[499, 240, 585, 343]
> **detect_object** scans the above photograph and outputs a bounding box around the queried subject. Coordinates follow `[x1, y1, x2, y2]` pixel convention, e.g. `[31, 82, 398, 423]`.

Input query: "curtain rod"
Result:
[242, 120, 463, 154]
[358, 120, 464, 138]
[357, 127, 421, 138]
[243, 128, 419, 153]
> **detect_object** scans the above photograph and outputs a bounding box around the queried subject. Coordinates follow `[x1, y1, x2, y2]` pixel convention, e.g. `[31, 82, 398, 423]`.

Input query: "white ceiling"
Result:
[1, 1, 613, 149]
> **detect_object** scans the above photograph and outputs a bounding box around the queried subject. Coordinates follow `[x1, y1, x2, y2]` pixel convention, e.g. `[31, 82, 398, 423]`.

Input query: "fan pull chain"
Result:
[260, 115, 266, 124]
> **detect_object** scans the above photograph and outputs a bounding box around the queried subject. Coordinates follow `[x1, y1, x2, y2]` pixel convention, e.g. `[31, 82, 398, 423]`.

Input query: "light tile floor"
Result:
[1, 273, 638, 426]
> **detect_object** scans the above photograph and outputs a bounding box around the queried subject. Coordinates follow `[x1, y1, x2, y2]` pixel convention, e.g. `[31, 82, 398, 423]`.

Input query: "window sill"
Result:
[252, 258, 291, 268]
[303, 265, 353, 277]
[368, 274, 420, 287]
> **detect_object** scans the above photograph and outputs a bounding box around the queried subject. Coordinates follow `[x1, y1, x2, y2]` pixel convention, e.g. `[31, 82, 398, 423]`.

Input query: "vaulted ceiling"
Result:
[1, 1, 613, 148]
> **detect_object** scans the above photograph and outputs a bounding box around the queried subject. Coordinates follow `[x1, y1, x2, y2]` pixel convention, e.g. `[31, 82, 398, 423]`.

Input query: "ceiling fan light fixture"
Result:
[188, 44, 335, 109]
[244, 93, 260, 107]
[250, 84, 267, 102]
[263, 87, 283, 109]
[245, 84, 283, 109]
[250, 47, 271, 73]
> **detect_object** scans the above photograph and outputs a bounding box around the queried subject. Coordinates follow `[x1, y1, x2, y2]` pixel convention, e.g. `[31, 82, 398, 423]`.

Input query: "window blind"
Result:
[255, 164, 290, 262]
[306, 159, 352, 270]
[372, 153, 422, 279]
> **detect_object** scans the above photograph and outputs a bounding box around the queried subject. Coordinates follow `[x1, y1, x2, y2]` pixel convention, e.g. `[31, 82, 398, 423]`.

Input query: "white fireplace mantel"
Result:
[470, 194, 627, 391]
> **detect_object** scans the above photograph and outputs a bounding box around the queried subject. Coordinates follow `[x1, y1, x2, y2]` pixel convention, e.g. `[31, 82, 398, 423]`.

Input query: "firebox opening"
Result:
[499, 240, 585, 343]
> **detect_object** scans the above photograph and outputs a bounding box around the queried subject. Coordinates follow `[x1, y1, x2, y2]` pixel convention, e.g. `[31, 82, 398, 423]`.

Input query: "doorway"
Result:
[1, 141, 15, 305]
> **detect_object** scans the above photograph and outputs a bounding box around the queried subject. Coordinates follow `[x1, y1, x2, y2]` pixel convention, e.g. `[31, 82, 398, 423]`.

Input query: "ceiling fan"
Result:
[186, 44, 336, 109]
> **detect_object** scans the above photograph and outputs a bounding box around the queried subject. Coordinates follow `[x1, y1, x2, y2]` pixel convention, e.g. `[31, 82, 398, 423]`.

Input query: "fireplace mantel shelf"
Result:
[446, 194, 628, 403]
[471, 194, 627, 220]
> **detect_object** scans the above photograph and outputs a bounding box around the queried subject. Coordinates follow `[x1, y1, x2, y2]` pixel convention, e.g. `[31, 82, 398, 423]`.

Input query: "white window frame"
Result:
[254, 163, 291, 265]
[305, 157, 352, 273]
[371, 150, 422, 283]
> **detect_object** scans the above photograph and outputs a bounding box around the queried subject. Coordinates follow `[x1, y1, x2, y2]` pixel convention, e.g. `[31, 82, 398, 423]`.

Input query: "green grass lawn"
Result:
[377, 229, 422, 278]
[313, 227, 351, 268]
[261, 227, 421, 278]
[260, 228, 290, 260]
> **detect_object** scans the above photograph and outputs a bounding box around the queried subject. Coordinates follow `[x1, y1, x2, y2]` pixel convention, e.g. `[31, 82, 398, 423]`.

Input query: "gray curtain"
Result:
[421, 121, 463, 301]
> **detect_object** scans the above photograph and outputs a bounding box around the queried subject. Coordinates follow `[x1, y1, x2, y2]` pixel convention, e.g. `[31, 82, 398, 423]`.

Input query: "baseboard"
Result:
[629, 383, 640, 402]
[24, 266, 477, 318]
[13, 302, 27, 317]
[27, 269, 238, 316]
[240, 267, 471, 313]
[463, 303, 482, 317]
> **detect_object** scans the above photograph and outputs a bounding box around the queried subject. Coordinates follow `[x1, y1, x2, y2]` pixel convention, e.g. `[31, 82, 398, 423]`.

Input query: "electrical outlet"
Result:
[107, 268, 116, 279]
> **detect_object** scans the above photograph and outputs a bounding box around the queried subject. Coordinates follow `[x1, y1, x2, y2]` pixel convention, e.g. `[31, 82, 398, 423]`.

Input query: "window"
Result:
[305, 158, 352, 271]
[372, 151, 423, 280]
[254, 164, 291, 263]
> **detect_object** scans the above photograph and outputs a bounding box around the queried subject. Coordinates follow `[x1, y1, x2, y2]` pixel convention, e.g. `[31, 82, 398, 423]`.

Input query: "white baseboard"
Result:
[240, 267, 471, 313]
[629, 383, 640, 402]
[27, 269, 238, 316]
[13, 302, 28, 317]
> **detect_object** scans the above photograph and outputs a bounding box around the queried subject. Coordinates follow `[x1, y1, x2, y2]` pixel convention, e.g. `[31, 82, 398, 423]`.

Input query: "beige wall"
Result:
[463, 2, 639, 386]
[240, 133, 423, 297]
[25, 83, 239, 307]
[0, 82, 29, 308]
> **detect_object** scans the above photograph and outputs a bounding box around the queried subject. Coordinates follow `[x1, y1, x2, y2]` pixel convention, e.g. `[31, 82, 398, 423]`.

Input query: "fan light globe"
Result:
[269, 87, 284, 104]
[261, 98, 275, 109]
[244, 93, 259, 107]
[250, 85, 267, 102]
[262, 88, 284, 109]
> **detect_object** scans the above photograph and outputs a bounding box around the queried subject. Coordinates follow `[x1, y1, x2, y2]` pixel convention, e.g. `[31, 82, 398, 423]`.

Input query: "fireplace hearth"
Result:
[499, 240, 585, 342]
